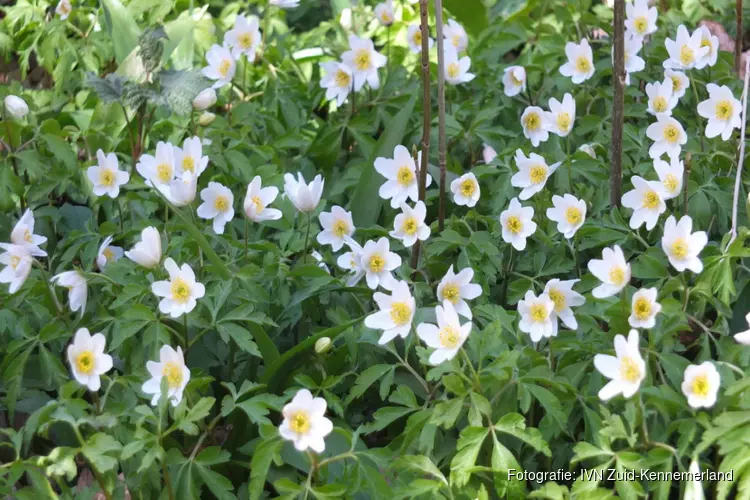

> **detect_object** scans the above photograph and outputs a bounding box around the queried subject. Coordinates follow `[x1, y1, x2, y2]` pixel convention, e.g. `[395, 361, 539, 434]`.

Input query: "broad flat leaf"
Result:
[101, 0, 140, 64]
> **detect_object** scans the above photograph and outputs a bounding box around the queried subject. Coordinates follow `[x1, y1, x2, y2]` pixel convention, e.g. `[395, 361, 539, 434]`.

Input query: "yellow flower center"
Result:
[530, 303, 548, 322]
[529, 165, 547, 184]
[692, 374, 710, 397]
[389, 302, 412, 325]
[380, 12, 393, 23]
[238, 33, 254, 50]
[700, 38, 712, 50]
[402, 217, 418, 235]
[171, 277, 191, 304]
[334, 69, 351, 88]
[633, 16, 648, 34]
[524, 112, 541, 132]
[671, 238, 689, 259]
[182, 156, 195, 173]
[162, 361, 183, 389]
[396, 166, 414, 186]
[633, 297, 652, 320]
[447, 62, 460, 79]
[679, 45, 695, 66]
[75, 351, 95, 375]
[505, 215, 522, 234]
[332, 219, 349, 237]
[219, 59, 232, 77]
[355, 49, 371, 71]
[10, 255, 20, 269]
[412, 30, 422, 46]
[156, 163, 173, 183]
[556, 112, 571, 132]
[575, 56, 591, 73]
[565, 206, 582, 225]
[439, 326, 460, 348]
[609, 266, 626, 286]
[441, 283, 460, 304]
[652, 96, 668, 113]
[103, 247, 114, 261]
[620, 356, 641, 383]
[510, 72, 523, 86]
[23, 229, 32, 243]
[716, 100, 733, 120]
[60, 2, 70, 14]
[663, 124, 680, 143]
[670, 76, 682, 92]
[460, 179, 476, 197]
[548, 288, 565, 313]
[642, 190, 660, 209]
[100, 169, 115, 187]
[214, 195, 229, 212]
[289, 410, 311, 433]
[452, 34, 461, 48]
[368, 254, 385, 273]
[251, 195, 263, 212]
[664, 174, 679, 194]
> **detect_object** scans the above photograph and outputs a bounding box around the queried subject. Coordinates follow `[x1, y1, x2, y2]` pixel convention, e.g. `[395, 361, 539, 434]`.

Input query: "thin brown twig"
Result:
[435, 0, 447, 232]
[610, 0, 625, 208]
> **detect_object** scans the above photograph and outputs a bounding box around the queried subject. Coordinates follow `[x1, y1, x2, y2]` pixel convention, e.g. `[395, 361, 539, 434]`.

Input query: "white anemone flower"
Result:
[623, 35, 646, 86]
[52, 270, 88, 316]
[546, 194, 586, 239]
[594, 329, 646, 400]
[653, 156, 683, 200]
[374, 1, 395, 26]
[511, 149, 560, 200]
[151, 258, 206, 318]
[663, 25, 709, 70]
[621, 176, 667, 230]
[661, 215, 707, 274]
[142, 345, 190, 407]
[284, 173, 324, 214]
[164, 171, 198, 207]
[518, 290, 557, 342]
[88, 150, 130, 199]
[624, 0, 657, 39]
[67, 328, 113, 392]
[587, 245, 631, 298]
[520, 106, 549, 147]
[317, 205, 355, 251]
[681, 362, 720, 408]
[270, 0, 300, 8]
[311, 250, 329, 273]
[341, 35, 387, 91]
[450, 172, 480, 207]
[482, 144, 497, 164]
[499, 197, 536, 251]
[224, 14, 261, 59]
[173, 136, 209, 178]
[502, 66, 526, 97]
[444, 19, 468, 53]
[96, 236, 123, 270]
[375, 145, 432, 208]
[694, 25, 719, 69]
[436, 265, 482, 319]
[0, 243, 33, 294]
[11, 209, 47, 257]
[319, 62, 353, 107]
[696, 84, 742, 141]
[56, 0, 72, 20]
[192, 88, 217, 110]
[734, 313, 750, 345]
[544, 279, 585, 330]
[279, 389, 334, 452]
[416, 301, 472, 364]
[646, 115, 686, 159]
[629, 288, 662, 329]
[244, 176, 282, 223]
[125, 227, 162, 269]
[337, 237, 366, 286]
[444, 46, 475, 85]
[407, 24, 433, 54]
[559, 38, 595, 84]
[360, 237, 401, 290]
[202, 44, 236, 89]
[4, 95, 28, 119]
[136, 141, 175, 189]
[389, 201, 430, 248]
[545, 93, 576, 137]
[685, 461, 705, 500]
[197, 182, 235, 234]
[645, 78, 677, 117]
[364, 280, 416, 344]
[664, 69, 689, 99]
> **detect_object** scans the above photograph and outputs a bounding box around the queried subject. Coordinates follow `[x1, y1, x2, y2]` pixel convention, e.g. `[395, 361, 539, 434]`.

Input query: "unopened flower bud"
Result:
[315, 337, 332, 354]
[198, 112, 216, 126]
[193, 88, 217, 110]
[4, 95, 28, 119]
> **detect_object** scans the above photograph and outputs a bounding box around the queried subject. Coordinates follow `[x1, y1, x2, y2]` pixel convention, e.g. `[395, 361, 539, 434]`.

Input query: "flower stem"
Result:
[689, 72, 705, 152]
[460, 347, 481, 391]
[183, 314, 189, 354]
[302, 211, 311, 263]
[637, 392, 650, 446]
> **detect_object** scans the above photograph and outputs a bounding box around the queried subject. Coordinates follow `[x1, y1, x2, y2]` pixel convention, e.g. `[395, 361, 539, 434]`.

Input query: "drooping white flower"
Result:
[520, 106, 549, 147]
[244, 176, 282, 223]
[279, 389, 333, 452]
[224, 14, 261, 59]
[341, 35, 387, 91]
[375, 145, 432, 208]
[11, 209, 47, 257]
[624, 0, 657, 39]
[545, 93, 576, 137]
[663, 25, 709, 70]
[136, 141, 175, 189]
[151, 258, 206, 318]
[694, 25, 719, 69]
[416, 301, 472, 364]
[319, 62, 353, 106]
[374, 0, 395, 26]
[164, 171, 198, 207]
[661, 215, 707, 274]
[559, 39, 595, 84]
[55, 0, 72, 20]
[450, 172, 480, 207]
[502, 66, 526, 97]
[364, 280, 416, 344]
[360, 237, 401, 290]
[629, 288, 662, 329]
[192, 88, 217, 110]
[96, 236, 123, 270]
[444, 46, 475, 85]
[67, 328, 113, 392]
[197, 182, 234, 234]
[174, 136, 209, 178]
[436, 265, 482, 319]
[52, 270, 88, 316]
[594, 329, 645, 400]
[734, 313, 750, 344]
[681, 362, 720, 409]
[443, 19, 468, 53]
[653, 156, 683, 200]
[621, 176, 667, 230]
[390, 201, 430, 248]
[125, 227, 162, 269]
[646, 115, 687, 159]
[336, 237, 365, 286]
[544, 279, 585, 330]
[482, 144, 497, 164]
[4, 95, 28, 119]
[270, 0, 300, 8]
[685, 460, 705, 500]
[88, 150, 130, 199]
[499, 197, 536, 251]
[202, 44, 236, 89]
[546, 194, 586, 239]
[0, 243, 32, 294]
[697, 84, 742, 141]
[142, 345, 190, 407]
[518, 290, 556, 342]
[311, 250, 329, 273]
[623, 35, 645, 85]
[664, 69, 689, 99]
[407, 24, 433, 54]
[317, 205, 355, 252]
[511, 149, 560, 200]
[579, 144, 597, 158]
[587, 245, 631, 298]
[645, 78, 677, 117]
[284, 172, 324, 214]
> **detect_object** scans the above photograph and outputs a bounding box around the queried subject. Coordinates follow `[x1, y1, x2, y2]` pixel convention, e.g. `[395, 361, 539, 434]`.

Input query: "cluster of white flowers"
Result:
[520, 93, 576, 147]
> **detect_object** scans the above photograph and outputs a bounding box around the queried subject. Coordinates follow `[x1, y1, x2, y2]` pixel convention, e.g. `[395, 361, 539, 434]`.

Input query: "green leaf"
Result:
[85, 73, 125, 103]
[450, 426, 489, 487]
[443, 0, 488, 37]
[392, 455, 448, 484]
[159, 70, 211, 116]
[195, 462, 236, 500]
[82, 433, 122, 472]
[493, 413, 552, 457]
[101, 0, 141, 64]
[217, 323, 261, 357]
[249, 437, 283, 500]
[175, 397, 215, 436]
[346, 364, 393, 403]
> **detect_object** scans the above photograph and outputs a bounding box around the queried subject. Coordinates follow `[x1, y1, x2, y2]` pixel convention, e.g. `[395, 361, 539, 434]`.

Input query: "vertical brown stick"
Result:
[410, 0, 432, 270]
[435, 0, 447, 232]
[737, 0, 743, 76]
[610, 0, 625, 208]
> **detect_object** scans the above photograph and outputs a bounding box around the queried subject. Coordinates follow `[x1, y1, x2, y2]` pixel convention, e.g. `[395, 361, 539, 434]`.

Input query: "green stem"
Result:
[689, 73, 705, 153]
[162, 461, 175, 500]
[566, 135, 574, 195]
[183, 314, 189, 353]
[71, 423, 112, 500]
[460, 347, 481, 391]
[302, 211, 311, 263]
[637, 392, 650, 446]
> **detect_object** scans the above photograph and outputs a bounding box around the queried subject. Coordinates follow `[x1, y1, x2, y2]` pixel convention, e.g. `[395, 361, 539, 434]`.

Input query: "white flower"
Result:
[502, 66, 526, 97]
[67, 328, 113, 392]
[624, 0, 657, 39]
[319, 62, 353, 106]
[164, 171, 198, 207]
[653, 156, 683, 200]
[545, 93, 576, 137]
[311, 250, 329, 273]
[55, 0, 72, 20]
[375, 145, 432, 208]
[499, 197, 536, 251]
[407, 24, 433, 54]
[88, 149, 130, 199]
[125, 226, 162, 269]
[279, 389, 333, 452]
[734, 313, 750, 344]
[0, 243, 32, 294]
[587, 245, 631, 298]
[520, 106, 549, 147]
[664, 69, 689, 99]
[4, 95, 28, 119]
[416, 301, 472, 364]
[317, 205, 355, 251]
[224, 14, 261, 59]
[661, 215, 707, 274]
[336, 237, 365, 286]
[436, 265, 482, 319]
[444, 19, 468, 53]
[197, 182, 234, 234]
[663, 25, 709, 70]
[646, 115, 686, 159]
[244, 176, 282, 223]
[444, 46, 475, 85]
[682, 362, 720, 408]
[623, 35, 645, 86]
[142, 345, 190, 407]
[629, 288, 662, 329]
[482, 144, 497, 164]
[52, 270, 88, 316]
[174, 136, 209, 178]
[151, 258, 206, 318]
[360, 237, 401, 290]
[192, 88, 217, 110]
[645, 78, 677, 117]
[136, 141, 175, 189]
[621, 176, 667, 230]
[270, 0, 300, 8]
[559, 39, 594, 84]
[284, 172, 324, 213]
[390, 201, 430, 248]
[594, 329, 645, 400]
[697, 84, 742, 141]
[518, 290, 556, 342]
[374, 1, 395, 26]
[96, 236, 123, 270]
[341, 35, 387, 91]
[11, 209, 47, 257]
[685, 460, 705, 500]
[511, 149, 560, 200]
[450, 172, 480, 207]
[202, 44, 236, 89]
[365, 280, 415, 344]
[694, 25, 719, 69]
[578, 144, 597, 158]
[546, 194, 586, 239]
[544, 279, 585, 330]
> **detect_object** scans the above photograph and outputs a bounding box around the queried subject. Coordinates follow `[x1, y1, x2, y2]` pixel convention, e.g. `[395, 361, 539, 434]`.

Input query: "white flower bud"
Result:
[315, 337, 332, 354]
[192, 88, 217, 110]
[198, 112, 216, 126]
[4, 95, 28, 119]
